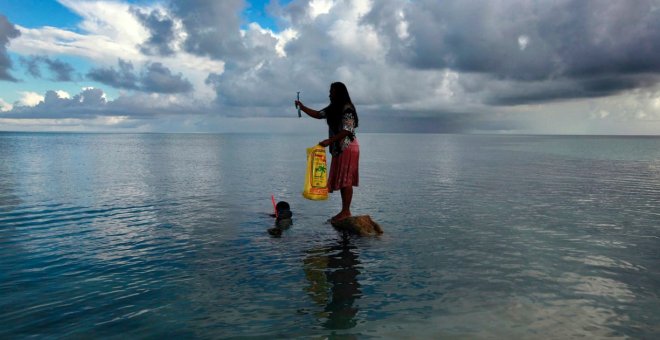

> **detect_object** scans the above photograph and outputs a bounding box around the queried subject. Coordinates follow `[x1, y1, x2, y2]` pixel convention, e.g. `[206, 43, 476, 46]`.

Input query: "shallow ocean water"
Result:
[1, 132, 659, 338]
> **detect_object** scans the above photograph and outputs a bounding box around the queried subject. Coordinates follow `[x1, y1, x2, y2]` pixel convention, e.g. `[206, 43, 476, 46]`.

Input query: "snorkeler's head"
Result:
[275, 201, 290, 212]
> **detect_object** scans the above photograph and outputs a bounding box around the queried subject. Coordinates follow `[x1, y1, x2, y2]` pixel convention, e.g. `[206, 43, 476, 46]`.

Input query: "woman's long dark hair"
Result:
[326, 82, 358, 132]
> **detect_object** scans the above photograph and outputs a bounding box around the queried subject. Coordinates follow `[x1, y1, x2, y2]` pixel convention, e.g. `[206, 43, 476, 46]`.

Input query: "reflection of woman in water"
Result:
[303, 236, 362, 329]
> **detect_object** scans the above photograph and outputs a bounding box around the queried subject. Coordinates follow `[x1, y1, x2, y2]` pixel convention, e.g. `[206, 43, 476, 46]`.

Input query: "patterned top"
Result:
[319, 104, 357, 155]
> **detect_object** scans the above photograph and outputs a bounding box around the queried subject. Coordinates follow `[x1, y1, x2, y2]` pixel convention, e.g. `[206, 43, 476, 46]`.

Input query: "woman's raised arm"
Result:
[295, 100, 323, 119]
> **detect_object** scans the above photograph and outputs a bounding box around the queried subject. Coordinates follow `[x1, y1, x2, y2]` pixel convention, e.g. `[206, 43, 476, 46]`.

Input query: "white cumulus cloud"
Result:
[309, 0, 335, 19]
[55, 90, 71, 99]
[18, 91, 45, 107]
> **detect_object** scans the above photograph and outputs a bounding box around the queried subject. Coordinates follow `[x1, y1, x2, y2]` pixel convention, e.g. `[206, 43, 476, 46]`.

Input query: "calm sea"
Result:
[1, 132, 659, 338]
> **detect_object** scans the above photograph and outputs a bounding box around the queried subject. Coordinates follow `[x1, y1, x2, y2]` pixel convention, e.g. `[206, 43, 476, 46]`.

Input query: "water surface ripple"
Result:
[1, 133, 658, 338]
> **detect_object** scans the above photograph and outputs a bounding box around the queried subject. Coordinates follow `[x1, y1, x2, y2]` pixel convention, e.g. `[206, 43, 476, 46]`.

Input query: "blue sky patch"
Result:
[0, 0, 81, 31]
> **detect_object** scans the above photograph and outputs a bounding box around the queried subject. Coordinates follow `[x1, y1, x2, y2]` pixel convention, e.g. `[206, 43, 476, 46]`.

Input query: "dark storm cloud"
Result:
[132, 7, 177, 56]
[141, 62, 192, 93]
[169, 0, 248, 60]
[0, 14, 21, 81]
[87, 59, 139, 90]
[20, 56, 76, 81]
[363, 0, 660, 103]
[367, 0, 660, 78]
[477, 74, 657, 106]
[86, 59, 191, 93]
[361, 109, 524, 133]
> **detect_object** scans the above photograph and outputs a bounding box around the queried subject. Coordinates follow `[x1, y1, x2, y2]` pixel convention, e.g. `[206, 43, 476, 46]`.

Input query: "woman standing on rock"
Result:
[295, 82, 359, 223]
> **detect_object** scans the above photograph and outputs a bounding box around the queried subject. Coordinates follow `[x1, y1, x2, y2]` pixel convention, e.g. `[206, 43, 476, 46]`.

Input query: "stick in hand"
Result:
[296, 91, 301, 118]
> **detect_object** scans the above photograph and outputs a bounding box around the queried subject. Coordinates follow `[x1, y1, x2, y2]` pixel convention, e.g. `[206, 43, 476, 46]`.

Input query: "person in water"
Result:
[268, 201, 293, 237]
[295, 82, 359, 223]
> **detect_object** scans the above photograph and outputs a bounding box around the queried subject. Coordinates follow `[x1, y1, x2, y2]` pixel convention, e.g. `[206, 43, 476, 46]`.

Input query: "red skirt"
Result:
[328, 139, 359, 192]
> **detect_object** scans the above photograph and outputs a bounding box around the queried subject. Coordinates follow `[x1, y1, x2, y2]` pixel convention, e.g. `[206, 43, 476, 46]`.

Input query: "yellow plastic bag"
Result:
[302, 145, 329, 200]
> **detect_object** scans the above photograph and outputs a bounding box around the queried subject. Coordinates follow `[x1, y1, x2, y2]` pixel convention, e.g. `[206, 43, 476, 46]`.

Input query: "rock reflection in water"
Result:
[303, 235, 362, 330]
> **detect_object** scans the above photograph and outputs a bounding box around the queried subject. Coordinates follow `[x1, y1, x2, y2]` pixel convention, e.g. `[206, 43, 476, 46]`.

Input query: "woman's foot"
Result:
[330, 211, 351, 223]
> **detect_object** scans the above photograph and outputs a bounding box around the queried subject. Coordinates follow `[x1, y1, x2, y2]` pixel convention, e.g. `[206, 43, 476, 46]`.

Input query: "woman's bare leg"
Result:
[332, 186, 353, 221]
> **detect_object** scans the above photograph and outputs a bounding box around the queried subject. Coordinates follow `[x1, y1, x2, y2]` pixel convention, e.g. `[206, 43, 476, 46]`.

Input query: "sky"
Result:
[1, 0, 660, 134]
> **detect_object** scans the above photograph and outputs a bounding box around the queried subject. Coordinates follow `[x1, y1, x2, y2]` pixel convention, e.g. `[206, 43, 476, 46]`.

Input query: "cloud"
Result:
[55, 90, 71, 99]
[20, 56, 76, 81]
[0, 14, 21, 81]
[87, 59, 192, 93]
[0, 97, 12, 111]
[161, 0, 519, 133]
[309, 0, 335, 19]
[3, 0, 660, 134]
[460, 73, 658, 107]
[200, 0, 660, 123]
[8, 0, 148, 66]
[362, 0, 660, 102]
[170, 0, 248, 60]
[499, 83, 660, 135]
[20, 55, 41, 78]
[9, 88, 108, 118]
[4, 87, 203, 121]
[132, 6, 180, 56]
[199, 0, 660, 134]
[368, 0, 660, 77]
[40, 57, 75, 81]
[141, 62, 193, 93]
[10, 90, 87, 115]
[205, 2, 389, 106]
[8, 1, 224, 81]
[59, 0, 149, 48]
[87, 59, 139, 90]
[5, 0, 222, 119]
[17, 91, 45, 107]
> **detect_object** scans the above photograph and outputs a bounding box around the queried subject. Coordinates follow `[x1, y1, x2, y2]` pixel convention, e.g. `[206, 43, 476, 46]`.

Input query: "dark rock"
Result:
[330, 215, 383, 236]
